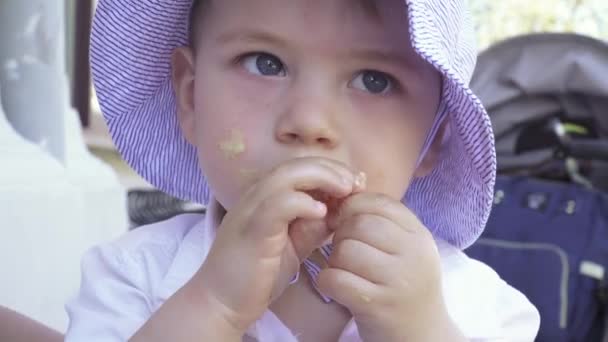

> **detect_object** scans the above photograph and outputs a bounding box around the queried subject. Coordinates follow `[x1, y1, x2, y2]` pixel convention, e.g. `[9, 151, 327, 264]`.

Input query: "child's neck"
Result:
[269, 251, 352, 342]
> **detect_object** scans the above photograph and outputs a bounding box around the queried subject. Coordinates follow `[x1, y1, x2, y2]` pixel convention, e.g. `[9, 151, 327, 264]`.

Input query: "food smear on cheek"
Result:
[218, 129, 246, 159]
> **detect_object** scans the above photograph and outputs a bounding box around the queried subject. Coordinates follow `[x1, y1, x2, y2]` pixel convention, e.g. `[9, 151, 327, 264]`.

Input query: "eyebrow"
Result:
[216, 29, 289, 49]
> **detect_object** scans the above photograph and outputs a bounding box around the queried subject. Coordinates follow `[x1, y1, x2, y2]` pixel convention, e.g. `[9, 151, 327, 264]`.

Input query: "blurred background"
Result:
[0, 0, 607, 340]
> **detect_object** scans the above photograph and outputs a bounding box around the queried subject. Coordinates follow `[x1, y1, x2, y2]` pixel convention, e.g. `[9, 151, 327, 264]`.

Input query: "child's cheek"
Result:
[238, 168, 259, 181]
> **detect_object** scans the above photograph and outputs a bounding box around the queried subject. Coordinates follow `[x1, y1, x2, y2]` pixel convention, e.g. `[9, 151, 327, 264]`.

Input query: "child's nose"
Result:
[274, 96, 340, 149]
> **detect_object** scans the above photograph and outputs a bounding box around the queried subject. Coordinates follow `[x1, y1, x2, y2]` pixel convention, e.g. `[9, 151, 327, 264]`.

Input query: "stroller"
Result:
[466, 33, 608, 341]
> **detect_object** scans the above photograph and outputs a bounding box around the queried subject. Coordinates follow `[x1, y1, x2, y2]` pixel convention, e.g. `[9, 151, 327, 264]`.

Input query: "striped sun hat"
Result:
[90, 0, 496, 249]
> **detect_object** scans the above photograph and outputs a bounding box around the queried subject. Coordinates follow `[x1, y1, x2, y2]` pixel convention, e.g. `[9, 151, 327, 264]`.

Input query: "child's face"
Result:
[173, 0, 442, 209]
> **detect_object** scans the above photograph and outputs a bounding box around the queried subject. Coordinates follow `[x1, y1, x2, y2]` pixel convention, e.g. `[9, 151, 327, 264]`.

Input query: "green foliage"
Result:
[469, 0, 608, 49]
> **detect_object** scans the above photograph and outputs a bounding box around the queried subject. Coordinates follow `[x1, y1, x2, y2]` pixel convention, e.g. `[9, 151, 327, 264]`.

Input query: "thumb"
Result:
[269, 219, 332, 302]
[289, 218, 332, 263]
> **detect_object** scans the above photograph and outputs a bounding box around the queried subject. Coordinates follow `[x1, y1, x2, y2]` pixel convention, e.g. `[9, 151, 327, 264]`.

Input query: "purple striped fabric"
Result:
[303, 259, 332, 303]
[90, 0, 496, 252]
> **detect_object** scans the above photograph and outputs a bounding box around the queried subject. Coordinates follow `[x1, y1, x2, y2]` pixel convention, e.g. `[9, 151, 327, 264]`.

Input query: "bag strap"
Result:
[580, 261, 608, 341]
[600, 280, 608, 342]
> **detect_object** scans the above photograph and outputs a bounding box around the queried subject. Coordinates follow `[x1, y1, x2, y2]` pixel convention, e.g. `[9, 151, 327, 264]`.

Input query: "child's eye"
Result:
[241, 52, 286, 77]
[351, 70, 393, 94]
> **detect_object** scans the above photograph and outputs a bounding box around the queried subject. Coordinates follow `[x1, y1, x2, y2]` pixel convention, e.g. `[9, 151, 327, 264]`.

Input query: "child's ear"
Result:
[171, 47, 197, 145]
[413, 120, 448, 178]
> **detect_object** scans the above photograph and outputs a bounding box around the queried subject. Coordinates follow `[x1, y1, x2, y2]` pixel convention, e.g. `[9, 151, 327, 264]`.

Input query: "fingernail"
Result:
[315, 201, 327, 214]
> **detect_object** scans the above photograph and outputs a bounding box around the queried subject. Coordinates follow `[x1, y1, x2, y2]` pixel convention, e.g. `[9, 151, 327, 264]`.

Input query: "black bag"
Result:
[467, 33, 608, 341]
[467, 175, 608, 341]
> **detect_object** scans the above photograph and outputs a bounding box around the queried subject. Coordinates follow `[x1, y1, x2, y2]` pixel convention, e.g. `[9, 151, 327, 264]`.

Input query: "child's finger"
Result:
[246, 191, 327, 241]
[269, 219, 333, 301]
[333, 214, 404, 255]
[254, 158, 357, 199]
[312, 157, 359, 185]
[317, 267, 380, 315]
[307, 158, 366, 193]
[289, 218, 332, 263]
[328, 238, 393, 284]
[333, 193, 425, 235]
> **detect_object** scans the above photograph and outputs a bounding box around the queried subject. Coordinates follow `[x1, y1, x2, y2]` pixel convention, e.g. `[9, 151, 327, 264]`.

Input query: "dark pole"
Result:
[72, 0, 93, 127]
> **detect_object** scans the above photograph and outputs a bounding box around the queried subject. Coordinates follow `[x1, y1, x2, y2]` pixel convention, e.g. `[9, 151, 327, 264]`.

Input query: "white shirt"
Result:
[65, 202, 540, 341]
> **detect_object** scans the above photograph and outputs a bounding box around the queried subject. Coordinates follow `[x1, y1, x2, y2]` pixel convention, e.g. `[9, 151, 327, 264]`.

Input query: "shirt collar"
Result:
[154, 196, 222, 303]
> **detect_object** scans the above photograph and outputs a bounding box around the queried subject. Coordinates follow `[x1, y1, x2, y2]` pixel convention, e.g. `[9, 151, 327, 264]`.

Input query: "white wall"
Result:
[0, 0, 128, 332]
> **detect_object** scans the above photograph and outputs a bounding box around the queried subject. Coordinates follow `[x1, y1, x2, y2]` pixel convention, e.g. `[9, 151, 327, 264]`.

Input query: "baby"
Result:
[65, 0, 540, 341]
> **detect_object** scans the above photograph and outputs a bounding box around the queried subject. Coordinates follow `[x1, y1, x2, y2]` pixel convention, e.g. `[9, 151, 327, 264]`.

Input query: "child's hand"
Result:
[319, 193, 465, 341]
[193, 157, 357, 335]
